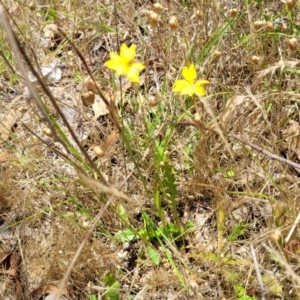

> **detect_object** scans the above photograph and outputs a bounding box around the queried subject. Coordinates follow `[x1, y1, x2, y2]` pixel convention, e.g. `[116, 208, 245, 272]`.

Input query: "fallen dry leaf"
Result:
[0, 109, 18, 140]
[92, 95, 109, 118]
[31, 284, 69, 299]
[28, 59, 62, 83]
[103, 130, 119, 150]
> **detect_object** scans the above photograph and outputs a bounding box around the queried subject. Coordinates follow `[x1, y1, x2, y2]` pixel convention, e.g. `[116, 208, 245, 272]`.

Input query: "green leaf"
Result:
[285, 67, 300, 74]
[147, 246, 160, 265]
[114, 229, 136, 242]
[236, 285, 257, 300]
[103, 273, 119, 300]
[224, 168, 235, 178]
[227, 222, 247, 241]
[117, 203, 129, 223]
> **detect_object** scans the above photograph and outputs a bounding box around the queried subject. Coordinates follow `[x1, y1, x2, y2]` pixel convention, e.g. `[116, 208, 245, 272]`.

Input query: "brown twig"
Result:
[177, 119, 300, 171]
[229, 133, 300, 171]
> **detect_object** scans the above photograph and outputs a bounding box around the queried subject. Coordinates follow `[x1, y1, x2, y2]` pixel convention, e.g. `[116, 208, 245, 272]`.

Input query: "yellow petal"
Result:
[173, 80, 195, 96]
[130, 62, 145, 72]
[120, 44, 136, 62]
[194, 82, 207, 96]
[105, 53, 129, 75]
[182, 64, 197, 84]
[195, 79, 210, 85]
[126, 62, 145, 83]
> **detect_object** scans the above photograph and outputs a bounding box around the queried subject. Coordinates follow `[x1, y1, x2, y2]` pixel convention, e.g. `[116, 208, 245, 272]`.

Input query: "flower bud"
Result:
[93, 146, 105, 157]
[168, 16, 178, 30]
[42, 127, 53, 137]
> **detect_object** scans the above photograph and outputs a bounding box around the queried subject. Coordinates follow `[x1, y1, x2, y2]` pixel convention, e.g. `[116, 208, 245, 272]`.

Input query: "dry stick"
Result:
[177, 120, 300, 171]
[250, 244, 266, 300]
[285, 211, 300, 244]
[229, 133, 300, 171]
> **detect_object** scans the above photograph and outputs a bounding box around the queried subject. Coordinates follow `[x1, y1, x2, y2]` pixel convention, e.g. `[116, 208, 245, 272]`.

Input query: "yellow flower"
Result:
[104, 44, 145, 83]
[173, 64, 209, 96]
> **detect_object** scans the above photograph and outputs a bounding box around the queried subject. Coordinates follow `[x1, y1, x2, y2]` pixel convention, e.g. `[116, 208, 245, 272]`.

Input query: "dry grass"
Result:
[1, 0, 300, 299]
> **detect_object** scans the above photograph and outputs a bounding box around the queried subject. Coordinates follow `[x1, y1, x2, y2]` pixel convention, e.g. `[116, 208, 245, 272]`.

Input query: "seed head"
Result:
[67, 51, 74, 58]
[229, 8, 238, 18]
[42, 127, 53, 137]
[266, 22, 274, 31]
[147, 11, 159, 28]
[287, 0, 296, 10]
[29, 2, 35, 10]
[214, 51, 223, 58]
[281, 24, 289, 33]
[270, 229, 282, 243]
[287, 37, 298, 50]
[68, 62, 75, 69]
[195, 10, 203, 20]
[84, 76, 99, 93]
[148, 96, 159, 107]
[93, 146, 105, 158]
[81, 91, 95, 106]
[251, 55, 260, 64]
[194, 113, 201, 123]
[253, 20, 266, 30]
[168, 16, 178, 30]
[153, 3, 164, 13]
